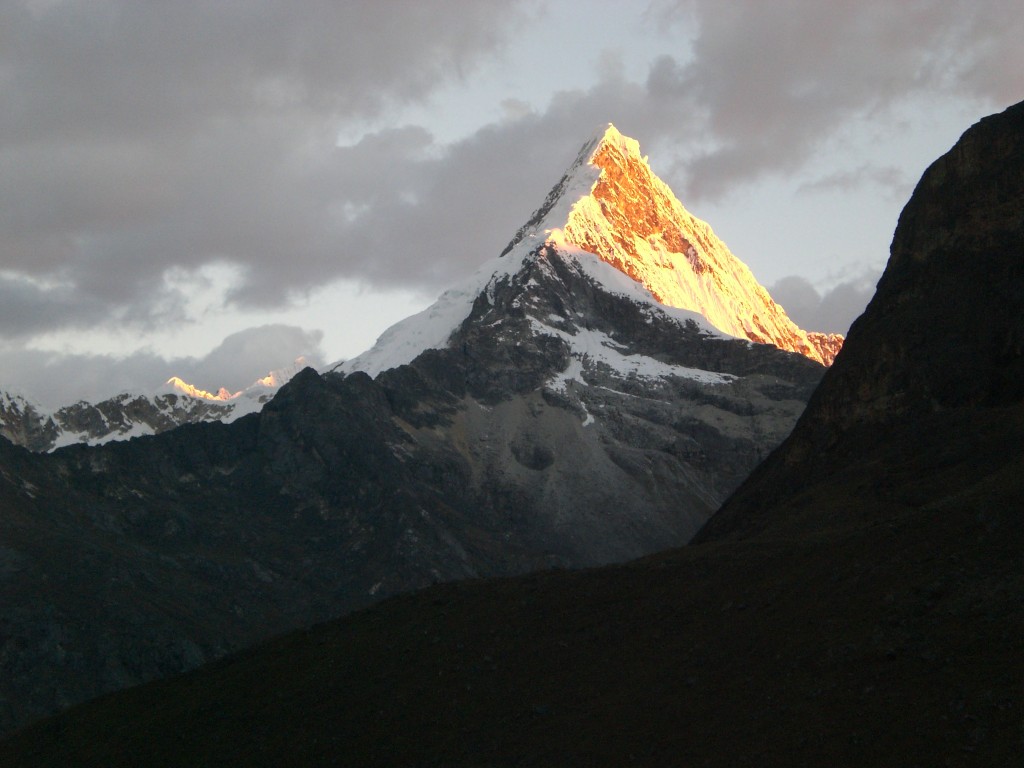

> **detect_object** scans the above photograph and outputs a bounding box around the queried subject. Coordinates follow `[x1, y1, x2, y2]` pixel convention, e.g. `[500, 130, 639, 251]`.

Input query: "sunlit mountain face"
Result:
[164, 377, 237, 401]
[553, 124, 843, 365]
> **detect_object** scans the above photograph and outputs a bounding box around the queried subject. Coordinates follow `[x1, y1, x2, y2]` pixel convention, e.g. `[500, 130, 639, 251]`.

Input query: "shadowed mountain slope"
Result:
[1, 106, 1020, 766]
[694, 97, 1024, 543]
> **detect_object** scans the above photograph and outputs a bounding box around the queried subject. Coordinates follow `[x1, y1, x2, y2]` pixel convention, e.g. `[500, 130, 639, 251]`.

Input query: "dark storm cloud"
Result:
[0, 324, 324, 407]
[0, 0, 532, 333]
[0, 274, 109, 338]
[769, 272, 881, 335]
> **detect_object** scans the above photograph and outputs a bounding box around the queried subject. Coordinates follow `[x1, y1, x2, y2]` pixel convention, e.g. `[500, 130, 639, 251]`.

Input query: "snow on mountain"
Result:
[0, 358, 309, 452]
[331, 248, 533, 378]
[555, 124, 841, 365]
[527, 246, 735, 389]
[335, 124, 841, 379]
[330, 126, 610, 379]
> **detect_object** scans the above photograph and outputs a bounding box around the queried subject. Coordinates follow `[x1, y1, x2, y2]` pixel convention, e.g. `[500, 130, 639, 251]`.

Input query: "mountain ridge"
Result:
[695, 99, 1024, 544]
[0, 358, 307, 452]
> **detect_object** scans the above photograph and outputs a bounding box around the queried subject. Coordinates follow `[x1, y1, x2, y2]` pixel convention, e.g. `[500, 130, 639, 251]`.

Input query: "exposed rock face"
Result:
[806, 330, 845, 365]
[0, 393, 59, 452]
[696, 99, 1024, 543]
[386, 242, 823, 559]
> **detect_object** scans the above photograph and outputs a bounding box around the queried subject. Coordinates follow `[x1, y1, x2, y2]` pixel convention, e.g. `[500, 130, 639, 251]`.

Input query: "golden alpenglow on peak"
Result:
[554, 124, 843, 365]
[165, 376, 237, 401]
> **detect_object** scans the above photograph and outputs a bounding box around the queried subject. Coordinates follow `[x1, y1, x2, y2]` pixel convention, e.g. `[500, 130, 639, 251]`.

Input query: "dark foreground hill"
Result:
[2, 103, 1023, 767]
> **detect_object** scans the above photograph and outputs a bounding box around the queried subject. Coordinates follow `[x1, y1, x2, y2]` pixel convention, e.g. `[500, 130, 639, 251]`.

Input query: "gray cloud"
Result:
[0, 0, 1020, 343]
[650, 0, 1023, 198]
[798, 164, 911, 199]
[286, 75, 702, 296]
[769, 271, 881, 335]
[0, 274, 109, 338]
[0, 0, 532, 332]
[0, 324, 324, 408]
[186, 325, 324, 393]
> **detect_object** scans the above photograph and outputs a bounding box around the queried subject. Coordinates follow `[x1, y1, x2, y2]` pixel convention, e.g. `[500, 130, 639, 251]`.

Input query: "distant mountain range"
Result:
[0, 359, 307, 452]
[3, 100, 1019, 768]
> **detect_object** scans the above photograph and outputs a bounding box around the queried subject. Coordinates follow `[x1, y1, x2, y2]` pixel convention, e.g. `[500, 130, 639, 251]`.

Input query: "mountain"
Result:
[0, 127, 826, 737]
[545, 124, 842, 365]
[336, 123, 841, 376]
[2, 102, 1019, 767]
[0, 359, 306, 452]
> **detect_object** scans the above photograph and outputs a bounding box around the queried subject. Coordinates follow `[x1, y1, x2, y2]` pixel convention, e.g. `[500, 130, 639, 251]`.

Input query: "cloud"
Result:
[0, 273, 109, 338]
[185, 325, 324, 393]
[797, 164, 911, 199]
[0, 324, 325, 408]
[647, 0, 1023, 198]
[769, 271, 881, 335]
[0, 0, 533, 333]
[0, 0, 1019, 341]
[292, 0, 1023, 296]
[284, 75, 704, 296]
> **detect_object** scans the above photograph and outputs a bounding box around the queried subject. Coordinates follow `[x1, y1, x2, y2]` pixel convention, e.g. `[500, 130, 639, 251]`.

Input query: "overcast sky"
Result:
[1, 0, 1020, 406]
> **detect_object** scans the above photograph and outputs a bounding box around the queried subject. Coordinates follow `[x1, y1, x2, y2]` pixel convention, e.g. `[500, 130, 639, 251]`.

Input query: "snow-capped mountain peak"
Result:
[164, 377, 236, 401]
[336, 125, 841, 379]
[550, 123, 841, 365]
[162, 356, 311, 404]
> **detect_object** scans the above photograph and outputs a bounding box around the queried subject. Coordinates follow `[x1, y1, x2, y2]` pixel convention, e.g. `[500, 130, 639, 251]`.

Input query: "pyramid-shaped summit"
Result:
[337, 123, 841, 380]
[526, 124, 843, 366]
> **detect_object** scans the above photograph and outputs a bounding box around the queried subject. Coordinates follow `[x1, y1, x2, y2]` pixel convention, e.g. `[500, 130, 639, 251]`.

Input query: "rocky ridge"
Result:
[0, 360, 305, 452]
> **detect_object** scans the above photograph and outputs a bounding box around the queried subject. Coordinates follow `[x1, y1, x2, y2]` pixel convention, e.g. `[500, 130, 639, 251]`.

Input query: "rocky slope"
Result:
[0, 127, 824, 737]
[4, 100, 1018, 768]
